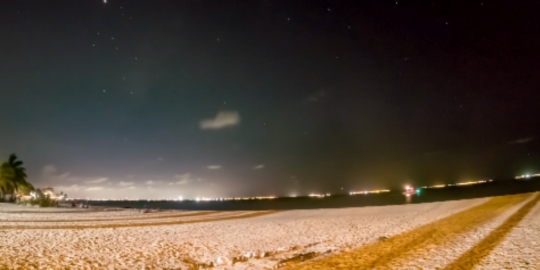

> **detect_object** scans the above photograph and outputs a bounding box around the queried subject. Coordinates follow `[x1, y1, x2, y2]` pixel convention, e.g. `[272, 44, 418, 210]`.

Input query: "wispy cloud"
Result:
[41, 165, 107, 186]
[54, 184, 84, 191]
[85, 177, 108, 184]
[171, 173, 197, 185]
[253, 164, 265, 169]
[175, 179, 191, 185]
[145, 180, 162, 185]
[42, 165, 57, 175]
[85, 186, 104, 191]
[207, 165, 221, 170]
[305, 90, 326, 103]
[118, 181, 134, 187]
[200, 111, 240, 129]
[508, 137, 534, 145]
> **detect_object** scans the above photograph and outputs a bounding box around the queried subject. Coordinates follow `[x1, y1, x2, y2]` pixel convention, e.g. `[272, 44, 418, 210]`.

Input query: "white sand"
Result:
[0, 199, 486, 269]
[476, 196, 540, 269]
[386, 194, 535, 269]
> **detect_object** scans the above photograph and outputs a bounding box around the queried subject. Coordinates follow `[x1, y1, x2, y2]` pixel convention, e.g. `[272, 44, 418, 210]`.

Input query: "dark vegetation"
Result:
[0, 153, 60, 207]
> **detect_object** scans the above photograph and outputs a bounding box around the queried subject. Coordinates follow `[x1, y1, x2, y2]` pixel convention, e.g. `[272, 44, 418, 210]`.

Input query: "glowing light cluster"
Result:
[455, 180, 487, 186]
[193, 196, 278, 201]
[425, 184, 446, 188]
[421, 179, 493, 189]
[71, 196, 277, 201]
[308, 193, 330, 198]
[349, 189, 390, 195]
[403, 186, 417, 196]
[222, 196, 277, 201]
[515, 174, 540, 179]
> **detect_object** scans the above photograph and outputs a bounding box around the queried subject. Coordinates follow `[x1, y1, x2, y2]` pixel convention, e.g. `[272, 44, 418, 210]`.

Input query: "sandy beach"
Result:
[0, 193, 538, 269]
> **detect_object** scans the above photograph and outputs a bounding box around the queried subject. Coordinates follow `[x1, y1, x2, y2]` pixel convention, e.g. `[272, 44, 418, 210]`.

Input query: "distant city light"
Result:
[63, 176, 527, 202]
[349, 189, 390, 195]
[403, 186, 416, 196]
[515, 174, 539, 179]
[455, 180, 487, 186]
[421, 180, 489, 189]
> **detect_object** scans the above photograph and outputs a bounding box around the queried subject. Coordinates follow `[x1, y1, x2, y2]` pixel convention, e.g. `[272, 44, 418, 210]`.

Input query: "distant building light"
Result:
[349, 189, 390, 196]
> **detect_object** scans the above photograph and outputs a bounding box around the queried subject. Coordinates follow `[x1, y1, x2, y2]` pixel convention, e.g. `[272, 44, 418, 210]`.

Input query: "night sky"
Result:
[1, 0, 539, 199]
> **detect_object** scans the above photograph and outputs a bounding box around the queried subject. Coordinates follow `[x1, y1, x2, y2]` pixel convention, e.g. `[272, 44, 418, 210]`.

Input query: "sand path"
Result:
[283, 192, 540, 270]
[446, 193, 540, 269]
[0, 210, 279, 229]
[475, 192, 540, 269]
[0, 211, 216, 223]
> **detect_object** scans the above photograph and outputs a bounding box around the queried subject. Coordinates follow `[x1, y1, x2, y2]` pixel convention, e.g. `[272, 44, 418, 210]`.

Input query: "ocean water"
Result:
[87, 179, 540, 211]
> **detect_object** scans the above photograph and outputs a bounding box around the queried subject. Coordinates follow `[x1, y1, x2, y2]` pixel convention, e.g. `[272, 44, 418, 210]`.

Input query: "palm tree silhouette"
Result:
[0, 154, 33, 200]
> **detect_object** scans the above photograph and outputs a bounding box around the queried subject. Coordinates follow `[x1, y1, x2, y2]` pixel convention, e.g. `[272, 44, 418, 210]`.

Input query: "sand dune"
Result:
[0, 193, 538, 269]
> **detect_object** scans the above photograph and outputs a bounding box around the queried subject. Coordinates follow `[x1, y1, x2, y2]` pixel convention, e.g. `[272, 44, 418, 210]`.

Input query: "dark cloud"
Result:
[508, 137, 534, 145]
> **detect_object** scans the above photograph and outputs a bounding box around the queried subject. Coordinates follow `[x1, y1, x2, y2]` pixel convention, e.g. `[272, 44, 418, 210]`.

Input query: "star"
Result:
[103, 89, 106, 93]
[103, 0, 107, 4]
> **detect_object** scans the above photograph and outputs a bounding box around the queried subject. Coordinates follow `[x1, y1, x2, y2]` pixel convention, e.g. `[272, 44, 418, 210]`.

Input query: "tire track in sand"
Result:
[0, 210, 281, 229]
[282, 193, 534, 269]
[1, 211, 217, 223]
[443, 192, 540, 270]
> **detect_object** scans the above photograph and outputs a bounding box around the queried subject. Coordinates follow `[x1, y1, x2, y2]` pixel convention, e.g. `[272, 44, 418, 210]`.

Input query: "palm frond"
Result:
[8, 154, 17, 164]
[12, 161, 23, 167]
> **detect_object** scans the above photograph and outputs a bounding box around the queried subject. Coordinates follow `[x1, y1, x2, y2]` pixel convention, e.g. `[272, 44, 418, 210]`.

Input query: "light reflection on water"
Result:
[405, 194, 412, 204]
